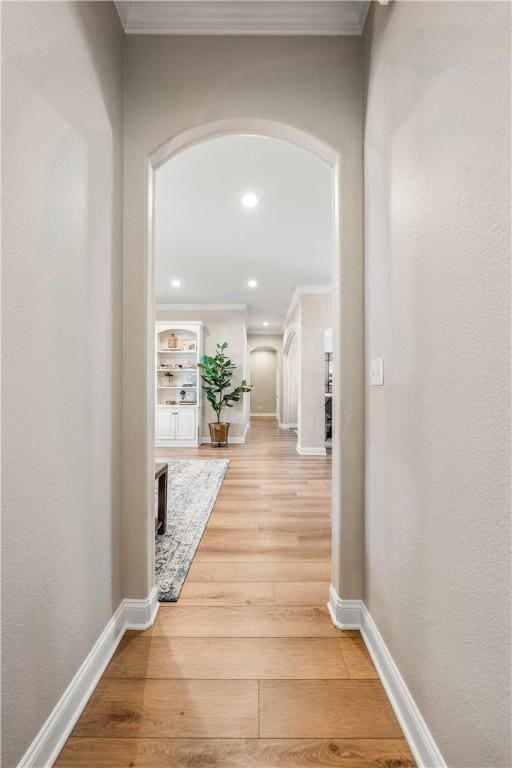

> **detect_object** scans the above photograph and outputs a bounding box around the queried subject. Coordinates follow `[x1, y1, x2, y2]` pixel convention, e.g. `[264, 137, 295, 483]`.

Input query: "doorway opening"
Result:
[249, 347, 278, 420]
[147, 120, 341, 609]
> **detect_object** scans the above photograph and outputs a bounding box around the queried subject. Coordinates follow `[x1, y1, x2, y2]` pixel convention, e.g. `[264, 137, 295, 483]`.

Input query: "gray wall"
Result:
[363, 3, 511, 766]
[1, 3, 124, 765]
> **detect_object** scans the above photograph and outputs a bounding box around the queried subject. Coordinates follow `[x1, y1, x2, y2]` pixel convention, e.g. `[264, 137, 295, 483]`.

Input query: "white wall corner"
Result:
[17, 591, 159, 768]
[327, 586, 447, 768]
[296, 443, 327, 456]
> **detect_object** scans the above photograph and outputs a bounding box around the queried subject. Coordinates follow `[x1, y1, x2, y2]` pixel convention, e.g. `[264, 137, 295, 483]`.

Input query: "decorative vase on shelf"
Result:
[167, 333, 177, 349]
[179, 389, 186, 402]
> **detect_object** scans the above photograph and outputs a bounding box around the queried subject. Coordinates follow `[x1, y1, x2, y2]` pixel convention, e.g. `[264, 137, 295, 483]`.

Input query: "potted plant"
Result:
[198, 342, 253, 446]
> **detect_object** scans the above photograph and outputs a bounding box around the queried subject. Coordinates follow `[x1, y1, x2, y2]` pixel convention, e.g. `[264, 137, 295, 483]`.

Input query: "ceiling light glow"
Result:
[171, 279, 181, 287]
[262, 322, 269, 327]
[242, 192, 259, 209]
[248, 280, 258, 288]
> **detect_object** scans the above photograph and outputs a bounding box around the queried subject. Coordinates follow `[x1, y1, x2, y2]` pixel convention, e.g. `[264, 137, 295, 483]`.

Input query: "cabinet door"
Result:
[175, 408, 196, 441]
[156, 410, 174, 440]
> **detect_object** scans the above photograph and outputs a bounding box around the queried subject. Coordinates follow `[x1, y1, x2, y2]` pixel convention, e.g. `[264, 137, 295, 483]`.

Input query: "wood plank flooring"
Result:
[56, 419, 414, 767]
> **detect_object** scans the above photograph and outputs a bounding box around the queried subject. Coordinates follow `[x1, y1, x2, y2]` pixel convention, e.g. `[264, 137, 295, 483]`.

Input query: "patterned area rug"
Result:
[155, 458, 229, 601]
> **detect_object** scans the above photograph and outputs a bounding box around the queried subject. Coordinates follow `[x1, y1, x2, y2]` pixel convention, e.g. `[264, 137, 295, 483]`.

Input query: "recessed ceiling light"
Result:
[171, 279, 181, 287]
[248, 279, 258, 288]
[241, 192, 258, 209]
[262, 321, 269, 327]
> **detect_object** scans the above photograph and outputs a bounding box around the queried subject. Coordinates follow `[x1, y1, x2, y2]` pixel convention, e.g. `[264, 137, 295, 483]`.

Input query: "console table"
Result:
[155, 462, 168, 535]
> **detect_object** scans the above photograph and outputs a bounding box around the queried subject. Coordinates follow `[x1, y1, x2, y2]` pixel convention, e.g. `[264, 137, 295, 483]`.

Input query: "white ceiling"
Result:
[115, 0, 370, 36]
[154, 135, 335, 332]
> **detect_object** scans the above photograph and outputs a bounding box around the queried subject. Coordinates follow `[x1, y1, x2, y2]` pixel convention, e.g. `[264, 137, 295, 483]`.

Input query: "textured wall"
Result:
[1, 3, 124, 765]
[363, 3, 511, 766]
[123, 35, 364, 599]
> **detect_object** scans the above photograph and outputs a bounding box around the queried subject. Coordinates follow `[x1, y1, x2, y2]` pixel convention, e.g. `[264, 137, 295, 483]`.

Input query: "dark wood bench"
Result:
[155, 462, 168, 535]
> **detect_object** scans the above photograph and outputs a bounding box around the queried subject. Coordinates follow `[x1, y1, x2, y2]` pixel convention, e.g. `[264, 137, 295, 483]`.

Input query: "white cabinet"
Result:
[176, 408, 196, 441]
[156, 409, 174, 441]
[155, 407, 198, 446]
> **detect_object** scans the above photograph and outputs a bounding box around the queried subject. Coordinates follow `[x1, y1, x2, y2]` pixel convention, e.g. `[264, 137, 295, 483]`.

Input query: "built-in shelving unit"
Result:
[155, 321, 203, 447]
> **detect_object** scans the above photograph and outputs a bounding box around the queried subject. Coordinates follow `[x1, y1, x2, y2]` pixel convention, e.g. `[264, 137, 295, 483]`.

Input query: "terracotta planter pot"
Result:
[209, 422, 230, 447]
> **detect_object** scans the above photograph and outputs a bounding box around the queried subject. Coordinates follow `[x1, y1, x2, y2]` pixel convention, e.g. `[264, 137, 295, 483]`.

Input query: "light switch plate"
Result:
[370, 357, 384, 386]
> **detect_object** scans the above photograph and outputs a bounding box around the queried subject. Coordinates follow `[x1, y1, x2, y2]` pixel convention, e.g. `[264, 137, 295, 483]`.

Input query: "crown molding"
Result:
[114, 1, 371, 36]
[282, 284, 332, 331]
[156, 303, 247, 311]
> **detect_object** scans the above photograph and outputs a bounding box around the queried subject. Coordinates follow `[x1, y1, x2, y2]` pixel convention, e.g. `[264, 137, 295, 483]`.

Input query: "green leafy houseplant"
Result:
[198, 342, 252, 445]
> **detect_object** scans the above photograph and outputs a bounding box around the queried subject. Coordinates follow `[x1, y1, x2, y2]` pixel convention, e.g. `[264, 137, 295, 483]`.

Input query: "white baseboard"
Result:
[296, 443, 327, 456]
[278, 422, 289, 429]
[250, 412, 276, 417]
[17, 591, 160, 768]
[124, 586, 159, 630]
[327, 585, 363, 629]
[288, 422, 298, 429]
[327, 586, 446, 768]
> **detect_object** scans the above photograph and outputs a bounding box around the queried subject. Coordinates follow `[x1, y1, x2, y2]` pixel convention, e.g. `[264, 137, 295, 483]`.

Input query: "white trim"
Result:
[250, 412, 276, 417]
[296, 443, 326, 456]
[17, 593, 160, 768]
[283, 284, 332, 332]
[124, 587, 159, 630]
[114, 1, 371, 36]
[288, 422, 298, 429]
[327, 587, 447, 768]
[278, 422, 289, 429]
[156, 303, 246, 311]
[327, 585, 363, 629]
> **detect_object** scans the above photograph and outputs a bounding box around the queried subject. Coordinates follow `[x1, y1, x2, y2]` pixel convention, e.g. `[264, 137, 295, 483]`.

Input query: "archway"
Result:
[281, 330, 299, 429]
[249, 347, 278, 420]
[134, 118, 361, 625]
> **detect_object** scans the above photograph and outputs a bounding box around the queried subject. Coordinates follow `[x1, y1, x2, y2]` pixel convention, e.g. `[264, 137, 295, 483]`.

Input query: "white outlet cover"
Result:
[370, 358, 384, 386]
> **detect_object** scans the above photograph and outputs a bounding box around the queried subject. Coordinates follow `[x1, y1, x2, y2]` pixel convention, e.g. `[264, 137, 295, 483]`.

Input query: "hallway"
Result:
[55, 420, 414, 767]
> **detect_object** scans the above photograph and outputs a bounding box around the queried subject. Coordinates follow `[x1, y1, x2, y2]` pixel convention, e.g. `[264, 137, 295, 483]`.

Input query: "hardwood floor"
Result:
[56, 419, 415, 767]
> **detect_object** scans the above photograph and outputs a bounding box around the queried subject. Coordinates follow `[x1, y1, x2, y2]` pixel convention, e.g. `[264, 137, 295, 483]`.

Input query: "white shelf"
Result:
[156, 322, 202, 446]
[158, 386, 196, 389]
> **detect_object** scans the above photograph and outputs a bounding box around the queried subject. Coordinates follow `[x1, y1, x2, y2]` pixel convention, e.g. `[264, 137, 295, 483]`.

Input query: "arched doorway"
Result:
[249, 347, 278, 420]
[129, 118, 362, 625]
[282, 330, 299, 430]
